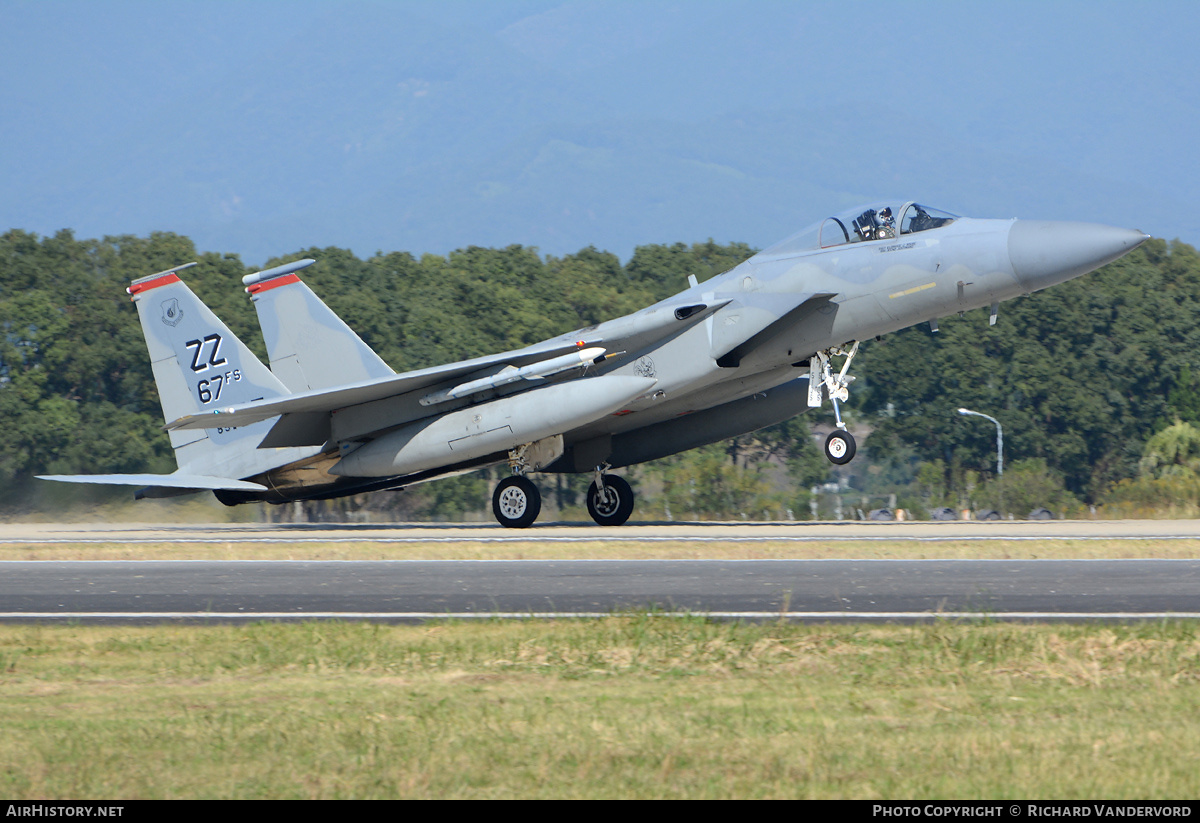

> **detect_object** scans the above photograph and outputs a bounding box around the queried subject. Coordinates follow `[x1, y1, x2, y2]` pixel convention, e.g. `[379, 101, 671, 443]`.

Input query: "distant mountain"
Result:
[1, 1, 1191, 265]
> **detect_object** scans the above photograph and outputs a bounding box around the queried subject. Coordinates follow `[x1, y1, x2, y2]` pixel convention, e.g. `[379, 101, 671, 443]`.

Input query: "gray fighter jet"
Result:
[40, 202, 1148, 527]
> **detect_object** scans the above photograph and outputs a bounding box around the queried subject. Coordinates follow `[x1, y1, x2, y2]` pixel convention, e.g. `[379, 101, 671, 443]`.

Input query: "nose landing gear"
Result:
[809, 341, 859, 465]
[824, 429, 856, 465]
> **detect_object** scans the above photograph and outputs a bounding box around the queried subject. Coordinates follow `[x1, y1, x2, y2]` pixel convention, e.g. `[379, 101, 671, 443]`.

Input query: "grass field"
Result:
[2, 618, 1198, 799]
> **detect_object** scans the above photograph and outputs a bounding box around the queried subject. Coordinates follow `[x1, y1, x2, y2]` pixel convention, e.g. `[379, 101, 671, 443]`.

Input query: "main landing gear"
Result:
[809, 341, 859, 465]
[490, 460, 636, 529]
[492, 475, 541, 529]
[586, 470, 634, 527]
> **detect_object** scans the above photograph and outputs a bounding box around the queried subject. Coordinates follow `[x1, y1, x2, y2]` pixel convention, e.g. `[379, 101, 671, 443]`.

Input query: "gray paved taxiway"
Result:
[2, 558, 1198, 623]
[3, 520, 1199, 623]
[6, 518, 1200, 543]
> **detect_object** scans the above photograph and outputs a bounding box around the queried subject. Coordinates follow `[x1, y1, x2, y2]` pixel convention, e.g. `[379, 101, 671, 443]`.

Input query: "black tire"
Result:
[492, 476, 541, 528]
[824, 430, 856, 465]
[586, 474, 635, 527]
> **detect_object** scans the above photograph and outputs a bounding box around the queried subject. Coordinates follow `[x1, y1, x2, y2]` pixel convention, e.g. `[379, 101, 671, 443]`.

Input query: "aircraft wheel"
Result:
[587, 474, 634, 526]
[492, 476, 541, 529]
[824, 430, 856, 465]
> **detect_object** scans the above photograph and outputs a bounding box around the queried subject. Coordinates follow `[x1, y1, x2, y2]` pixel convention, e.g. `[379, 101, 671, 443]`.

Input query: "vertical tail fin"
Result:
[127, 263, 311, 479]
[242, 259, 394, 392]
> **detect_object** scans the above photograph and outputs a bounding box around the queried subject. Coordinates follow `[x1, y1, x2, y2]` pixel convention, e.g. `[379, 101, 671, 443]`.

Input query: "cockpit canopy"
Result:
[759, 202, 958, 259]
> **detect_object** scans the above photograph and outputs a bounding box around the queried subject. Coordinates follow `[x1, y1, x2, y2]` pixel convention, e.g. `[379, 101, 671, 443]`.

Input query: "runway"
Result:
[6, 518, 1200, 543]
[2, 558, 1199, 623]
[3, 520, 1199, 623]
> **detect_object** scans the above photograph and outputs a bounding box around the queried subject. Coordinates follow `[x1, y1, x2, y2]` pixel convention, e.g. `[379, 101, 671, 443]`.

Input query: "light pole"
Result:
[958, 407, 1004, 518]
[957, 408, 1003, 476]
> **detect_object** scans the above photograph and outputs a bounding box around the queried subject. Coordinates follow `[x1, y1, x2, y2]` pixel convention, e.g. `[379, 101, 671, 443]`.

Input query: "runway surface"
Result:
[6, 518, 1200, 543]
[2, 558, 1199, 623]
[3, 520, 1199, 623]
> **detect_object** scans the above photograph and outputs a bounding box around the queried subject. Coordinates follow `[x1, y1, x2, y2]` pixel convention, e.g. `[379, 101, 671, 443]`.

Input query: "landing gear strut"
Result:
[587, 468, 634, 526]
[809, 341, 859, 465]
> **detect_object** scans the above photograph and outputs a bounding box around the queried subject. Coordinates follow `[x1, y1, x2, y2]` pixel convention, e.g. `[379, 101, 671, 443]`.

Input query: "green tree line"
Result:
[2, 228, 1198, 519]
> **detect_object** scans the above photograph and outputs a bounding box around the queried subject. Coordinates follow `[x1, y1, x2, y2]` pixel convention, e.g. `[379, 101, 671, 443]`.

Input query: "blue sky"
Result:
[2, 0, 1196, 265]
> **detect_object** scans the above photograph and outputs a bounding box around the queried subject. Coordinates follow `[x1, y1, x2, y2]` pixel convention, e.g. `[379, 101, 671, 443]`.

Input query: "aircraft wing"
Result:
[165, 339, 600, 433]
[36, 473, 268, 492]
[166, 296, 731, 436]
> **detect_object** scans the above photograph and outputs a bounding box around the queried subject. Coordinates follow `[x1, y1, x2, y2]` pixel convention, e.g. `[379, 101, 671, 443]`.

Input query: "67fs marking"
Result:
[184, 333, 243, 404]
[196, 369, 242, 404]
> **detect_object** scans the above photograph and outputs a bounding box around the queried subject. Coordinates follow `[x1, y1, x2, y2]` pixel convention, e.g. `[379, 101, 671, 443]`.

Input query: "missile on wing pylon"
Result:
[419, 347, 608, 406]
[332, 374, 656, 478]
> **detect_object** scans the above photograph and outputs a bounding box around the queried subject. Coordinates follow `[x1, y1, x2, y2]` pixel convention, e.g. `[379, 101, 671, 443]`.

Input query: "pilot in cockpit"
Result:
[853, 207, 896, 241]
[876, 207, 895, 239]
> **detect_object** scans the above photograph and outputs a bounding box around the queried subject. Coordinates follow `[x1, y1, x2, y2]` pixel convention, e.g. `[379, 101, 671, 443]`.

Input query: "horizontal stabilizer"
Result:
[37, 473, 268, 492]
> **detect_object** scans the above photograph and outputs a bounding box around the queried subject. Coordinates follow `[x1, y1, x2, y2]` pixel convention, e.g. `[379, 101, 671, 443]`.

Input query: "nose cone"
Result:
[1008, 221, 1149, 292]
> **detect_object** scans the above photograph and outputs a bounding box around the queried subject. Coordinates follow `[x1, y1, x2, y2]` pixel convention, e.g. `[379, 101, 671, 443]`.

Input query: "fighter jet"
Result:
[40, 202, 1148, 527]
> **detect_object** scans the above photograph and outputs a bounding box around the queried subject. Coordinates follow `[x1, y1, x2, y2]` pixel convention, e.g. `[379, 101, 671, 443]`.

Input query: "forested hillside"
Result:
[1, 228, 1197, 519]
